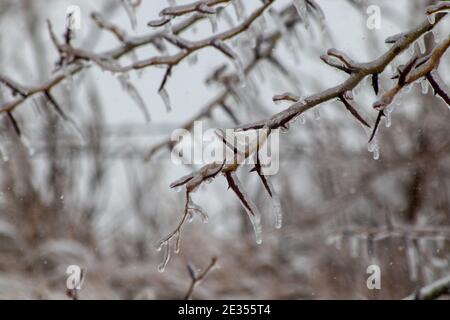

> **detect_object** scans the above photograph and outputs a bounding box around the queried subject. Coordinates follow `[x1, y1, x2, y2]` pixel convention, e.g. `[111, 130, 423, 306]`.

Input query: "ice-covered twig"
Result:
[184, 256, 218, 300]
[91, 12, 127, 44]
[404, 274, 450, 300]
[273, 92, 300, 103]
[320, 48, 361, 74]
[372, 35, 450, 114]
[235, 14, 448, 133]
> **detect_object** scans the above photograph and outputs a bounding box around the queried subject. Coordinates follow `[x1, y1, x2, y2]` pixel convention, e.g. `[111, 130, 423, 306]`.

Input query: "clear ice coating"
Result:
[229, 172, 263, 244]
[157, 241, 171, 273]
[208, 14, 218, 33]
[159, 88, 172, 112]
[368, 139, 380, 160]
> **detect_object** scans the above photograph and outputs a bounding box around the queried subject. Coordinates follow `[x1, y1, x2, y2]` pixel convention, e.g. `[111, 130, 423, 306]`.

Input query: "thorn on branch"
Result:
[369, 110, 385, 143]
[426, 71, 450, 106]
[158, 66, 173, 93]
[6, 112, 21, 137]
[398, 56, 418, 85]
[371, 73, 379, 95]
[338, 93, 371, 128]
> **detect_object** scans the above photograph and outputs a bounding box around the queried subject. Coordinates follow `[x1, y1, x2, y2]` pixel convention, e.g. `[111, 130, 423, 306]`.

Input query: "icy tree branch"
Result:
[404, 274, 450, 300]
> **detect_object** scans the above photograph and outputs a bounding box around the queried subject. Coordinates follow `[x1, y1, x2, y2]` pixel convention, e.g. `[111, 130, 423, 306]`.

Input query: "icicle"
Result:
[273, 196, 282, 229]
[406, 240, 418, 281]
[121, 0, 137, 30]
[21, 136, 35, 157]
[233, 57, 246, 86]
[432, 29, 440, 43]
[261, 174, 283, 229]
[208, 14, 218, 33]
[372, 147, 380, 160]
[228, 171, 263, 244]
[404, 84, 412, 93]
[293, 0, 310, 29]
[118, 74, 151, 122]
[408, 44, 415, 56]
[394, 94, 402, 106]
[335, 235, 343, 250]
[219, 7, 234, 28]
[159, 88, 172, 112]
[313, 109, 321, 121]
[420, 78, 429, 94]
[418, 36, 426, 54]
[427, 12, 436, 25]
[368, 139, 380, 160]
[157, 241, 171, 272]
[350, 236, 359, 258]
[0, 142, 8, 162]
[188, 53, 198, 66]
[385, 110, 392, 128]
[232, 0, 245, 22]
[174, 231, 181, 254]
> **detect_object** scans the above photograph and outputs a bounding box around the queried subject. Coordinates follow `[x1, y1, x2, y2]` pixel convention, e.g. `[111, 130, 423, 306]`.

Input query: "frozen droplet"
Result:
[155, 239, 165, 252]
[373, 147, 380, 160]
[159, 88, 172, 112]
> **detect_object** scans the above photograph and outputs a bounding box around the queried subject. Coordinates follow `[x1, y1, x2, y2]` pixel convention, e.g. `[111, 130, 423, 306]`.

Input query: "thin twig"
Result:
[184, 256, 218, 300]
